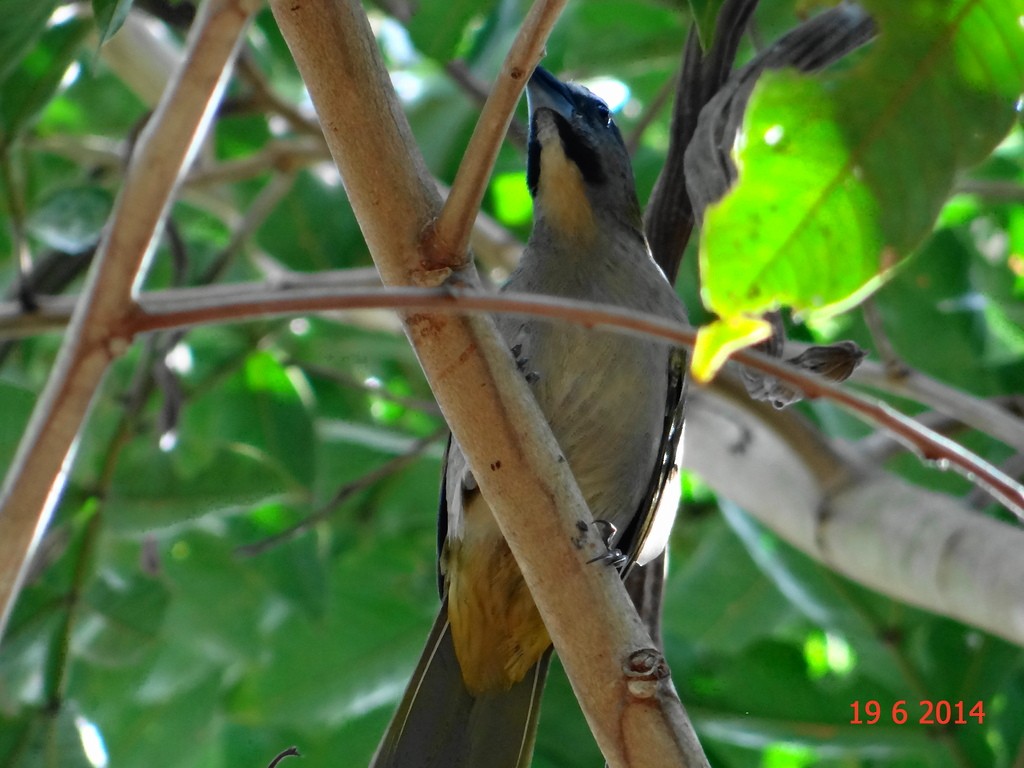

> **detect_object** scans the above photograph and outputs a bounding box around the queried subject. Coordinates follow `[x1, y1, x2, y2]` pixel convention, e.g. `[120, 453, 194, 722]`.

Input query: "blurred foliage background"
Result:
[1, 0, 1023, 767]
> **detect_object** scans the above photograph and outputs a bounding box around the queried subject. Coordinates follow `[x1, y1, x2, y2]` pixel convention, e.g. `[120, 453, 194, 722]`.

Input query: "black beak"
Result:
[526, 66, 574, 121]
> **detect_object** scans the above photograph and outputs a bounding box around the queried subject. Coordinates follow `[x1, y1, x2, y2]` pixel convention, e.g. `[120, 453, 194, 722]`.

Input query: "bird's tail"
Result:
[371, 599, 551, 768]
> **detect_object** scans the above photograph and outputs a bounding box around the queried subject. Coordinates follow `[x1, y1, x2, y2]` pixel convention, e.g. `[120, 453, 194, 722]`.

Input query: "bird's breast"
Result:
[515, 320, 668, 536]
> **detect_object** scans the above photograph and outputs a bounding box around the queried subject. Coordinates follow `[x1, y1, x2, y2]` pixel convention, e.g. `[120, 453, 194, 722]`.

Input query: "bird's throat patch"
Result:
[531, 113, 597, 240]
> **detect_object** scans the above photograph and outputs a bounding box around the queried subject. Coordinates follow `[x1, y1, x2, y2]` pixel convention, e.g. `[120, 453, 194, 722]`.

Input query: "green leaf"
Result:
[555, 0, 685, 73]
[104, 442, 298, 533]
[406, 0, 496, 62]
[1, 708, 95, 768]
[180, 351, 317, 488]
[257, 171, 366, 271]
[92, 0, 134, 46]
[0, 381, 35, 469]
[699, 0, 1024, 350]
[75, 572, 171, 666]
[692, 313, 770, 381]
[0, 14, 90, 143]
[490, 171, 532, 227]
[718, 502, 905, 681]
[663, 515, 794, 653]
[27, 185, 113, 251]
[0, 0, 59, 82]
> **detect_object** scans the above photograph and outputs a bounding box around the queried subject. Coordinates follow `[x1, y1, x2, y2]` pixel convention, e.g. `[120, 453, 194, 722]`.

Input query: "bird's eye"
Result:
[595, 104, 611, 127]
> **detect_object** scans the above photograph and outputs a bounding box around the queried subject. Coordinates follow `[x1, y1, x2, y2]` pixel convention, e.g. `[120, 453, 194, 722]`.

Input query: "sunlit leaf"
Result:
[27, 185, 112, 252]
[0, 0, 59, 83]
[92, 0, 134, 46]
[699, 0, 1024, 363]
[0, 14, 90, 142]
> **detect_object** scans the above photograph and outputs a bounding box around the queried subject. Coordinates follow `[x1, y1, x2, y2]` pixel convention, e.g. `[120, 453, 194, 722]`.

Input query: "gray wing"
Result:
[618, 346, 688, 573]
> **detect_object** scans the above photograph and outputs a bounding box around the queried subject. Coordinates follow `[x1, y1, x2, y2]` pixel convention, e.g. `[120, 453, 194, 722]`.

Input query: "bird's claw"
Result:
[511, 343, 540, 384]
[586, 520, 628, 569]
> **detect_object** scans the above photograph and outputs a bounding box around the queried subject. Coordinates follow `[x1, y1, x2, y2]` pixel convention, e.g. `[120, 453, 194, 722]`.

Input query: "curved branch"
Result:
[850, 358, 1024, 454]
[121, 282, 1023, 519]
[5, 274, 1023, 522]
[689, 377, 1024, 647]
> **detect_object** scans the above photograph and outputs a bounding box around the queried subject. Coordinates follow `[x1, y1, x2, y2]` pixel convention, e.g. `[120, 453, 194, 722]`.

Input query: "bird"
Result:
[370, 65, 688, 768]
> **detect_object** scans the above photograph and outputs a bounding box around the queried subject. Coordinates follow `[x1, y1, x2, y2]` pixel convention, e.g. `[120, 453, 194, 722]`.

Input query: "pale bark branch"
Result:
[268, 0, 707, 764]
[850, 358, 1024, 454]
[428, 0, 566, 268]
[688, 376, 1024, 647]
[0, 0, 256, 638]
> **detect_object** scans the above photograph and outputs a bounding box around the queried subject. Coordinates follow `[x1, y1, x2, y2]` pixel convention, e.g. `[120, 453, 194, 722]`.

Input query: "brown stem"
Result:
[0, 0, 257, 640]
[428, 0, 567, 269]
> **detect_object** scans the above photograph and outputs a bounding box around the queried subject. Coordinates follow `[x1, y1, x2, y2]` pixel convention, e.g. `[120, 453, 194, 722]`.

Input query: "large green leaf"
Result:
[0, 0, 59, 83]
[406, 0, 498, 62]
[0, 14, 90, 144]
[74, 571, 171, 666]
[92, 0, 134, 47]
[696, 0, 1024, 378]
[26, 185, 112, 252]
[104, 442, 299, 533]
[179, 350, 317, 489]
[662, 514, 793, 653]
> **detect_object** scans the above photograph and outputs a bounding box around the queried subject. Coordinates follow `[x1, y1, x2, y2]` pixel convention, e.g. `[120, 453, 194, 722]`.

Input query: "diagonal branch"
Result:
[426, 0, 566, 270]
[0, 0, 257, 640]
[268, 0, 709, 765]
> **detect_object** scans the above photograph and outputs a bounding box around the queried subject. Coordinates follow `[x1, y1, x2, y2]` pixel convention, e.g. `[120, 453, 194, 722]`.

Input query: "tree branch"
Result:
[689, 376, 1024, 647]
[426, 0, 566, 269]
[5, 272, 1023, 522]
[850, 358, 1024, 454]
[7, 266, 1023, 642]
[0, 0, 256, 639]
[268, 0, 708, 765]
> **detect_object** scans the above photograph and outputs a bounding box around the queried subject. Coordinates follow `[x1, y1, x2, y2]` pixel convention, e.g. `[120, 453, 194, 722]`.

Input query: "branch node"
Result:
[416, 218, 470, 283]
[624, 647, 670, 699]
[106, 333, 133, 360]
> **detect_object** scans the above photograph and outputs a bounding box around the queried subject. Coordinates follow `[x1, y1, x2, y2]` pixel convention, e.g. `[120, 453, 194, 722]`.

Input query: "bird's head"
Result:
[526, 66, 642, 243]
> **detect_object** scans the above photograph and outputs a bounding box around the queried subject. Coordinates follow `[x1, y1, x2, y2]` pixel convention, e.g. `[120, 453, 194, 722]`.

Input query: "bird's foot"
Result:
[586, 520, 628, 569]
[510, 343, 540, 384]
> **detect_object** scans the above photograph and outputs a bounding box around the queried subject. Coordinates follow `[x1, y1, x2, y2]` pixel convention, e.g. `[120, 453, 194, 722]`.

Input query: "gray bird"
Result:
[371, 65, 688, 768]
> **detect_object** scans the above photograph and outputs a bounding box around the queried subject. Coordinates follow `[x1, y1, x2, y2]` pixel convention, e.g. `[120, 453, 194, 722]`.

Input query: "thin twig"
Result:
[445, 60, 529, 148]
[39, 280, 1012, 520]
[963, 452, 1024, 511]
[237, 428, 446, 556]
[850, 358, 1024, 454]
[428, 0, 567, 269]
[861, 298, 906, 376]
[624, 71, 678, 157]
[8, 272, 1024, 506]
[235, 52, 322, 136]
[296, 361, 442, 414]
[200, 170, 298, 284]
[266, 746, 301, 768]
[955, 179, 1024, 202]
